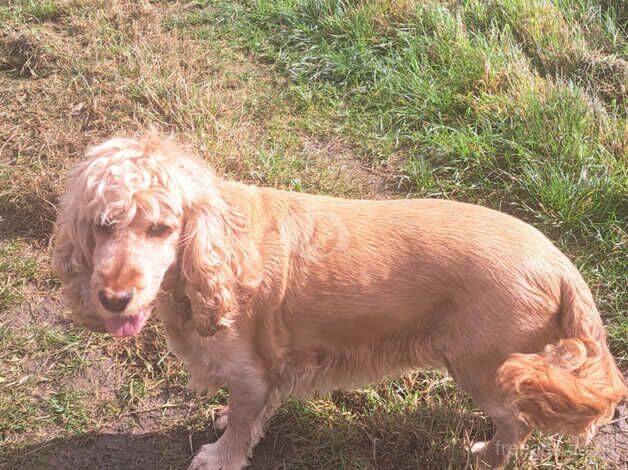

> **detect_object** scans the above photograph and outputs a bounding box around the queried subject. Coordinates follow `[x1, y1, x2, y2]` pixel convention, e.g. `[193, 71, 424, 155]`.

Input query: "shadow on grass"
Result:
[2, 403, 487, 469]
[1, 427, 203, 470]
[0, 196, 56, 244]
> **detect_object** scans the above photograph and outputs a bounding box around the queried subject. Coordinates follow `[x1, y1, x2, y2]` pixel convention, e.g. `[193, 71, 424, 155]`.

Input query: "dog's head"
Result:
[52, 133, 253, 337]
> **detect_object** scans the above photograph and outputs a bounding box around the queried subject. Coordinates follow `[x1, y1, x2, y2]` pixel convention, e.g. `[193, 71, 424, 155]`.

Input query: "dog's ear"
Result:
[52, 161, 95, 279]
[52, 215, 93, 282]
[52, 168, 95, 319]
[180, 194, 251, 336]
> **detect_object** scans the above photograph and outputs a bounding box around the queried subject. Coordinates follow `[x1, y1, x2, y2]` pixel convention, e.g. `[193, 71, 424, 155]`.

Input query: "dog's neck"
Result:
[158, 265, 192, 314]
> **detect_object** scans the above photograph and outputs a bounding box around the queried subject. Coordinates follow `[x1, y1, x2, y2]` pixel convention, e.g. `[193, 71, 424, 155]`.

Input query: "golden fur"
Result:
[53, 133, 626, 469]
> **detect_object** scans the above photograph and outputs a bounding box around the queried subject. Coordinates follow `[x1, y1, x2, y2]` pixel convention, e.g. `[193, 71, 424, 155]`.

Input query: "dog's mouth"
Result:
[104, 308, 150, 337]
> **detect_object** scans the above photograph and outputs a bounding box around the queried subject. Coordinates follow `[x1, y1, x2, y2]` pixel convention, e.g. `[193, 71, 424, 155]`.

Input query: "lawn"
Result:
[0, 0, 626, 469]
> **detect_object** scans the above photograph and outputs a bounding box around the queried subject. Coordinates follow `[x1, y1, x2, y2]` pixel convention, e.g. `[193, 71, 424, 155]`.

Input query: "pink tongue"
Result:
[104, 310, 147, 337]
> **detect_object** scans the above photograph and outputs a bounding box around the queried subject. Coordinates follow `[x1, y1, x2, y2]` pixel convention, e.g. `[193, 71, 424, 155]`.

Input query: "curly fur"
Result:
[53, 132, 626, 470]
[496, 275, 626, 439]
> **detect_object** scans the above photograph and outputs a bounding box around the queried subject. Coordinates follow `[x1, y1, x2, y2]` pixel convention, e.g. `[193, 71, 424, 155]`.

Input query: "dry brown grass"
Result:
[0, 0, 379, 238]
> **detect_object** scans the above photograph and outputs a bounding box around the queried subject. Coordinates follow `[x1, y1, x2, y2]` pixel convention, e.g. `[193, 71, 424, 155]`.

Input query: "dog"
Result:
[52, 132, 626, 469]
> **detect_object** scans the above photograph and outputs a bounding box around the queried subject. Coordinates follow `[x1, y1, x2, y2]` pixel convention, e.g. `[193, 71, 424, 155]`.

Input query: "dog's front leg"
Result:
[189, 369, 223, 397]
[189, 372, 271, 470]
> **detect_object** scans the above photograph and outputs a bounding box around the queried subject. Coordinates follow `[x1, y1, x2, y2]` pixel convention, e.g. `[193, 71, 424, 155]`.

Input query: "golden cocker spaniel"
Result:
[52, 133, 626, 469]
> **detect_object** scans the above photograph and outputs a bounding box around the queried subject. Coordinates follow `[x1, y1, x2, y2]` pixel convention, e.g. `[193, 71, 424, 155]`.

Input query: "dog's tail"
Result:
[497, 271, 627, 437]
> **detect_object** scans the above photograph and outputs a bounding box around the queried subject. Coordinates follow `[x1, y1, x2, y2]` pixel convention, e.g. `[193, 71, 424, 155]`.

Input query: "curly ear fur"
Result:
[176, 158, 259, 337]
[52, 159, 95, 277]
[52, 160, 99, 328]
[52, 219, 85, 314]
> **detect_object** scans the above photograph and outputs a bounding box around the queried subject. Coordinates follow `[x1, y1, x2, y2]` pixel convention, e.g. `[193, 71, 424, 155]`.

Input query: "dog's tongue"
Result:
[104, 310, 147, 337]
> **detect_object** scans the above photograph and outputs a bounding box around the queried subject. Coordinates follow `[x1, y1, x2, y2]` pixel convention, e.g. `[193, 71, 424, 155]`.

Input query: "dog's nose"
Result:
[98, 289, 133, 312]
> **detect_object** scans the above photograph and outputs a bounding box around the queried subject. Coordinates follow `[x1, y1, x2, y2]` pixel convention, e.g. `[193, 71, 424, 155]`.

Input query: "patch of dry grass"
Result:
[0, 0, 375, 236]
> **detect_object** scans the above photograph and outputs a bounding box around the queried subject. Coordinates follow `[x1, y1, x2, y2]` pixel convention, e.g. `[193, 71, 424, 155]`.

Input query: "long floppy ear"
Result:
[178, 169, 258, 337]
[52, 208, 90, 282]
[52, 160, 94, 278]
[51, 161, 95, 320]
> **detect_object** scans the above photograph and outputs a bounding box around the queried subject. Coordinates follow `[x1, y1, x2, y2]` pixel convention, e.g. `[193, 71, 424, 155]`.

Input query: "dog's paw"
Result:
[469, 441, 506, 469]
[470, 441, 488, 454]
[188, 443, 247, 470]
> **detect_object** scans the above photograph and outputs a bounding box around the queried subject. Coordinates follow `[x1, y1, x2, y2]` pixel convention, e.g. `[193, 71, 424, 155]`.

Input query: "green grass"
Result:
[0, 241, 40, 310]
[0, 0, 60, 23]
[46, 388, 92, 433]
[0, 1, 626, 469]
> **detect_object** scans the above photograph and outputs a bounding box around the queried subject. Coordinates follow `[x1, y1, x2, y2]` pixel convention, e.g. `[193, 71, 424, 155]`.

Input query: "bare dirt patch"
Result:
[593, 399, 628, 468]
[0, 32, 58, 79]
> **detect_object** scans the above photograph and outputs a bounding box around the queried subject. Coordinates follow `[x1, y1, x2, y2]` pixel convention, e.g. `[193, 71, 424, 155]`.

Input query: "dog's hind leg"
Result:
[449, 361, 530, 469]
[469, 410, 529, 469]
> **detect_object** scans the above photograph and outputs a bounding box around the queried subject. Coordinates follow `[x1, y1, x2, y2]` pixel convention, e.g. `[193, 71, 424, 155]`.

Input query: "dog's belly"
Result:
[277, 297, 451, 397]
[285, 295, 449, 353]
[277, 332, 442, 398]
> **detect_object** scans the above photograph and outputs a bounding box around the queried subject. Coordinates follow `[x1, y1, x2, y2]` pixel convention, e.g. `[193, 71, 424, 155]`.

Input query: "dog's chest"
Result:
[155, 296, 225, 385]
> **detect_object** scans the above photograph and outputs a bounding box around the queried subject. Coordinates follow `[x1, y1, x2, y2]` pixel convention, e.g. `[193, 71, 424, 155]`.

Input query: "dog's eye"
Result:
[147, 223, 172, 238]
[94, 221, 115, 234]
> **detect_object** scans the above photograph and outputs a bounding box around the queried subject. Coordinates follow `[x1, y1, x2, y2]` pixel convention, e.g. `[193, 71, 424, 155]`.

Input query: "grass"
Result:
[0, 0, 625, 469]
[0, 240, 39, 310]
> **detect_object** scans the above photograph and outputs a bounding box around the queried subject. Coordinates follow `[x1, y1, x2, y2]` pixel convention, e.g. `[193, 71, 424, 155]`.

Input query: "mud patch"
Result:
[0, 428, 204, 470]
[593, 401, 628, 469]
[2, 291, 67, 329]
[299, 135, 396, 199]
[0, 33, 59, 79]
[64, 354, 125, 401]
